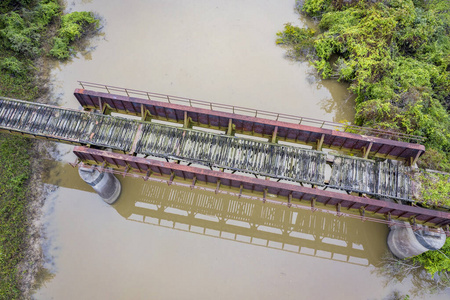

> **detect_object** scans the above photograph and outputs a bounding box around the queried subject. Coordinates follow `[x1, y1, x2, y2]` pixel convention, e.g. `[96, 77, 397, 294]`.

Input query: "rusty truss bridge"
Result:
[1, 81, 449, 233]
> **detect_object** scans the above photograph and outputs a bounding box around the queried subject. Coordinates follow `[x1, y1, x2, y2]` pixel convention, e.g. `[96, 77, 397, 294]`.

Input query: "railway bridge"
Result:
[0, 82, 449, 257]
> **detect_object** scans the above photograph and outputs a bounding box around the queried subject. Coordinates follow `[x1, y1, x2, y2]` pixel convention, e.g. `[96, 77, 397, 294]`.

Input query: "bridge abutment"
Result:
[387, 221, 446, 259]
[78, 167, 121, 204]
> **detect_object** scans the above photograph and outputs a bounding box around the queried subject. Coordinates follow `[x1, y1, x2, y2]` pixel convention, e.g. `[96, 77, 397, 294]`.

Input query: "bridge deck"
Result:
[329, 155, 413, 200]
[0, 97, 432, 205]
[0, 97, 138, 151]
[74, 84, 425, 163]
[0, 97, 325, 185]
[136, 123, 326, 185]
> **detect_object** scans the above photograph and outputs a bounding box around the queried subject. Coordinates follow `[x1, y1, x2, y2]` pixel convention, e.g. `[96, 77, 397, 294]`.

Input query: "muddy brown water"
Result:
[35, 1, 449, 299]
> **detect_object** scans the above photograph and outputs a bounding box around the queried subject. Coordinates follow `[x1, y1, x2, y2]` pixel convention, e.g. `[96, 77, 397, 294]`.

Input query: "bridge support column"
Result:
[387, 221, 446, 259]
[78, 167, 122, 204]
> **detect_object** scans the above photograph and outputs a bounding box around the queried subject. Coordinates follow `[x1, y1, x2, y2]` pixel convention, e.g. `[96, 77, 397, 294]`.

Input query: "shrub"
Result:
[49, 37, 70, 59]
[59, 11, 98, 42]
[50, 11, 99, 59]
[34, 0, 60, 27]
[0, 12, 41, 57]
[276, 0, 450, 278]
[417, 171, 450, 207]
[412, 238, 450, 276]
[0, 56, 27, 77]
[277, 0, 450, 172]
[301, 0, 332, 16]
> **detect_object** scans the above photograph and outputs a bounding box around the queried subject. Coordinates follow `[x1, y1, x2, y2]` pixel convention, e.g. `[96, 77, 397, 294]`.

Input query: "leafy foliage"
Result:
[0, 0, 61, 100]
[302, 0, 332, 16]
[412, 238, 450, 276]
[0, 1, 99, 298]
[277, 0, 450, 172]
[50, 11, 98, 59]
[34, 0, 60, 28]
[0, 0, 34, 14]
[276, 23, 315, 59]
[277, 0, 450, 276]
[49, 36, 70, 59]
[0, 56, 27, 77]
[377, 250, 450, 296]
[417, 171, 450, 207]
[0, 11, 41, 58]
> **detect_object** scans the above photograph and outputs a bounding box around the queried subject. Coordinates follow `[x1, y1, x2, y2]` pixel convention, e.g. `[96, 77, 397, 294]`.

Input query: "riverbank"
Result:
[0, 1, 98, 298]
[276, 0, 450, 285]
[277, 0, 450, 172]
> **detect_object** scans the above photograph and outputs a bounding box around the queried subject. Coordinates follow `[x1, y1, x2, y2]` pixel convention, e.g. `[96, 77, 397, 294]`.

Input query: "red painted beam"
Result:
[74, 89, 425, 161]
[73, 147, 449, 227]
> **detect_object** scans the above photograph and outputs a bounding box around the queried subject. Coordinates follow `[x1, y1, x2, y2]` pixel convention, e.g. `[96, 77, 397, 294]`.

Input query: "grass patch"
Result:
[0, 0, 99, 298]
[0, 134, 32, 300]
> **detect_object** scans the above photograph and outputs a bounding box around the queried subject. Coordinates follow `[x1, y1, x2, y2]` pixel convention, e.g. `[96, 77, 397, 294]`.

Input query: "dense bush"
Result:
[417, 171, 450, 207]
[0, 1, 61, 58]
[0, 56, 27, 77]
[412, 237, 450, 276]
[50, 11, 98, 59]
[277, 0, 450, 172]
[0, 1, 98, 298]
[0, 0, 34, 14]
[277, 0, 450, 278]
[34, 0, 60, 28]
[0, 11, 41, 58]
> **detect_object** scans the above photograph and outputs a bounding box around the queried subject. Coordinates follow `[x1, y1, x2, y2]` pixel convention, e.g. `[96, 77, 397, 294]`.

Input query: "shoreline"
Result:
[17, 141, 56, 298]
[0, 1, 100, 298]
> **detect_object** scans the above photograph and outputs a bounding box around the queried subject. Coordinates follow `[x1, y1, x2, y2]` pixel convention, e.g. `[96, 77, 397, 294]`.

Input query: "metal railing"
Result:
[78, 81, 426, 144]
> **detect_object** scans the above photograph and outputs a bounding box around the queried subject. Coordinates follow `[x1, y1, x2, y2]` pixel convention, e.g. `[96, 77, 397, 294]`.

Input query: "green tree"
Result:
[50, 11, 98, 59]
[277, 0, 450, 172]
[277, 0, 450, 277]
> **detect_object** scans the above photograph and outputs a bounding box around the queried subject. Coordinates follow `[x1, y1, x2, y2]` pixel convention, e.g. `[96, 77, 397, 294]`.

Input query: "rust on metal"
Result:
[72, 147, 450, 229]
[74, 87, 425, 162]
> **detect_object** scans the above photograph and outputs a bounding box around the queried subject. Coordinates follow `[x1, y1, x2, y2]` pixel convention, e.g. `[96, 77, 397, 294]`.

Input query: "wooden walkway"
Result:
[0, 97, 325, 185]
[0, 96, 426, 203]
[0, 97, 138, 150]
[136, 123, 325, 185]
[329, 155, 413, 201]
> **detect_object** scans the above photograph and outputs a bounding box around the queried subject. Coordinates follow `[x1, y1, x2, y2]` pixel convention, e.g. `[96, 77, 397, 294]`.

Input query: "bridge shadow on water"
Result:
[43, 160, 389, 267]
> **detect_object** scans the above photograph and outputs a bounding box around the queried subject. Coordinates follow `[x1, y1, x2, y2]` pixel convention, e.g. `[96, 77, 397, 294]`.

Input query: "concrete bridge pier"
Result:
[387, 221, 446, 259]
[78, 167, 122, 204]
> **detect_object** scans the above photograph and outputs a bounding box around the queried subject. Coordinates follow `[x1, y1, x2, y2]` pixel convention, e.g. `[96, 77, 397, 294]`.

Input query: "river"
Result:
[34, 1, 449, 299]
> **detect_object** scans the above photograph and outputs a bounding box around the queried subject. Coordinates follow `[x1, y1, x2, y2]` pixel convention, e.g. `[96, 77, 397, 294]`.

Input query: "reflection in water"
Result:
[116, 182, 382, 266]
[43, 160, 387, 267]
[374, 253, 450, 297]
[32, 266, 56, 291]
[318, 80, 356, 123]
